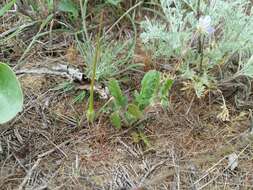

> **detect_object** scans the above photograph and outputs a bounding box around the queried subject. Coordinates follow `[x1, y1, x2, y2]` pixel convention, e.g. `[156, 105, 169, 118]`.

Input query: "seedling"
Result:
[107, 70, 173, 146]
[107, 70, 173, 129]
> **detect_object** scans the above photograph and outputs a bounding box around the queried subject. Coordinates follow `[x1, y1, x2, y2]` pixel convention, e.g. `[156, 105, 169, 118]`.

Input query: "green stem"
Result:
[87, 12, 103, 123]
[199, 35, 205, 74]
[197, 0, 202, 54]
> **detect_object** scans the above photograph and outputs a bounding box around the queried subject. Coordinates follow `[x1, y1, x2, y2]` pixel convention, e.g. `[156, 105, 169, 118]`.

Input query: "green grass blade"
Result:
[0, 0, 16, 17]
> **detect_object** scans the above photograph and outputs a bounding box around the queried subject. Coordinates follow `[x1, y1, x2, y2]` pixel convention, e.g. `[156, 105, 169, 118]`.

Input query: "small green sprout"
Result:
[107, 70, 174, 129]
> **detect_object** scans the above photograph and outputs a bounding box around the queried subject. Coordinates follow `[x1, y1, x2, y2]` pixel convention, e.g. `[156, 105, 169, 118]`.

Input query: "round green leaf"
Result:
[0, 63, 23, 124]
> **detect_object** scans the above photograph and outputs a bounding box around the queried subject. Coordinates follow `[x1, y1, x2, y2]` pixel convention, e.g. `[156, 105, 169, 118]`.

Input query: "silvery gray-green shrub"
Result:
[140, 0, 253, 97]
[0, 63, 23, 124]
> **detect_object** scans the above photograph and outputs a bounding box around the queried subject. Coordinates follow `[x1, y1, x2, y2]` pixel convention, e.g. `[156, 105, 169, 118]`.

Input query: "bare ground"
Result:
[1, 63, 253, 189]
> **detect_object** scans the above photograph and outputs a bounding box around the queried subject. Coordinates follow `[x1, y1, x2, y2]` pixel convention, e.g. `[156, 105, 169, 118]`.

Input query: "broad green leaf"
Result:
[160, 78, 173, 97]
[108, 79, 127, 108]
[135, 70, 160, 110]
[58, 0, 79, 18]
[110, 111, 121, 129]
[0, 63, 23, 124]
[127, 103, 143, 119]
[0, 0, 16, 17]
[160, 78, 173, 108]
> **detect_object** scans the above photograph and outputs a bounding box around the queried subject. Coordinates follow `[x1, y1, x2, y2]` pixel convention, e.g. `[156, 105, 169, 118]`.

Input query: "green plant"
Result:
[78, 38, 135, 81]
[86, 12, 103, 124]
[0, 63, 23, 124]
[77, 5, 137, 81]
[58, 0, 79, 19]
[237, 55, 253, 78]
[140, 0, 253, 98]
[107, 70, 173, 129]
[0, 0, 16, 17]
[134, 70, 161, 110]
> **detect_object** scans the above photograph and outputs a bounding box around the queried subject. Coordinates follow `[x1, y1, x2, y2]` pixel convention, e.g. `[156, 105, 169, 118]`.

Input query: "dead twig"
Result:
[16, 64, 109, 99]
[16, 158, 41, 190]
[16, 64, 83, 82]
[139, 160, 167, 186]
[117, 138, 139, 158]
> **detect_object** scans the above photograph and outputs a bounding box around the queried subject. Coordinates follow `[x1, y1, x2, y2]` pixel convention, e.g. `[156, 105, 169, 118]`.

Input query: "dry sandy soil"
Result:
[1, 64, 253, 189]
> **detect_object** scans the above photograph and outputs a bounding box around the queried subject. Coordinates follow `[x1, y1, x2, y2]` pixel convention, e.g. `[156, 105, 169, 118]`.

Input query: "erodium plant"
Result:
[108, 70, 173, 129]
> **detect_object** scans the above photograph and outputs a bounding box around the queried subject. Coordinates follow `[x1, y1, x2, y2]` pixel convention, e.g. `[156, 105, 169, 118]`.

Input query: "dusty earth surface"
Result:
[1, 63, 253, 189]
[1, 6, 253, 190]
